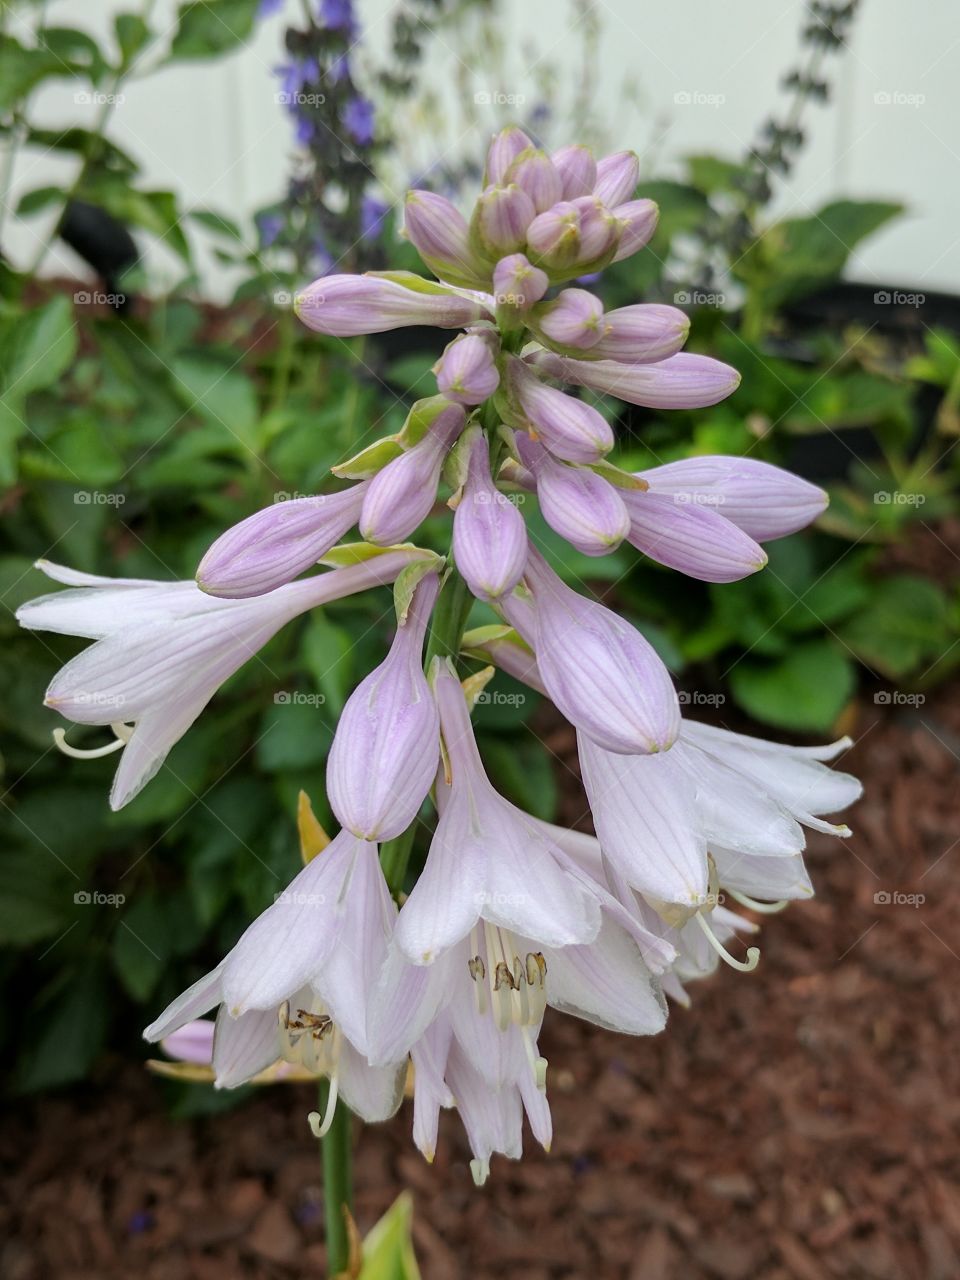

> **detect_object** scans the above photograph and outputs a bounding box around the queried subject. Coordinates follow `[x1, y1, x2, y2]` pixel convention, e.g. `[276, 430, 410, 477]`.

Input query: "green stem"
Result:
[319, 1080, 353, 1278]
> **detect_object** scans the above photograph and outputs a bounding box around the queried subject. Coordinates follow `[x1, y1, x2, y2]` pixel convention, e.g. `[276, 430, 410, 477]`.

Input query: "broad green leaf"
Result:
[114, 12, 153, 65]
[111, 892, 171, 1001]
[17, 964, 110, 1091]
[168, 0, 260, 60]
[303, 612, 356, 716]
[730, 639, 856, 733]
[0, 295, 77, 400]
[0, 850, 69, 946]
[838, 575, 951, 679]
[359, 1192, 421, 1280]
[171, 356, 258, 447]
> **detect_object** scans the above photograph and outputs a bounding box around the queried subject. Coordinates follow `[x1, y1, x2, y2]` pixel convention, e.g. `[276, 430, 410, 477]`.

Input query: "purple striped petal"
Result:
[452, 434, 528, 600]
[621, 489, 767, 582]
[530, 350, 740, 409]
[295, 271, 490, 336]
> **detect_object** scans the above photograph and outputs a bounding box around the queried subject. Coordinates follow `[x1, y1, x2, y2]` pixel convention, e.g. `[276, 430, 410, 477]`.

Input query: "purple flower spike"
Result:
[635, 456, 828, 541]
[620, 489, 768, 583]
[404, 191, 485, 287]
[501, 545, 680, 755]
[505, 356, 614, 463]
[296, 272, 491, 337]
[197, 484, 368, 598]
[484, 126, 534, 185]
[584, 304, 690, 364]
[551, 144, 597, 199]
[611, 199, 659, 262]
[529, 350, 741, 409]
[360, 403, 466, 544]
[472, 184, 537, 256]
[326, 572, 441, 841]
[435, 333, 500, 406]
[516, 436, 629, 556]
[504, 149, 563, 213]
[532, 288, 606, 350]
[492, 253, 549, 311]
[593, 151, 639, 207]
[452, 433, 527, 599]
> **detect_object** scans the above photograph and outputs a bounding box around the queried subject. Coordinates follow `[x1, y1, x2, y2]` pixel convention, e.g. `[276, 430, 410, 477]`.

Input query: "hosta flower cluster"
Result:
[18, 128, 860, 1184]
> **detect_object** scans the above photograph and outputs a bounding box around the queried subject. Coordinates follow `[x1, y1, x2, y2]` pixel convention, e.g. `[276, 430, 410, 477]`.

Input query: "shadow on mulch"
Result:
[3, 662, 960, 1280]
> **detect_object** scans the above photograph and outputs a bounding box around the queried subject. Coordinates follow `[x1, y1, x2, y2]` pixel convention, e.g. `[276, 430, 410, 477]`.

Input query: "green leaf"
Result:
[838, 575, 951, 679]
[730, 639, 856, 733]
[303, 612, 356, 717]
[0, 295, 77, 401]
[114, 12, 154, 65]
[168, 0, 260, 60]
[40, 27, 109, 83]
[481, 735, 557, 821]
[256, 698, 335, 771]
[16, 186, 64, 218]
[111, 893, 171, 1001]
[171, 355, 258, 446]
[18, 964, 110, 1091]
[359, 1192, 421, 1280]
[0, 849, 69, 947]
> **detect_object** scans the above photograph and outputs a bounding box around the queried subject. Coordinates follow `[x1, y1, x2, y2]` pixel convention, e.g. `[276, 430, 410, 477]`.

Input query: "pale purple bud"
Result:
[197, 485, 367, 598]
[529, 350, 741, 409]
[360, 403, 466, 544]
[586, 304, 690, 364]
[571, 196, 620, 263]
[492, 253, 549, 311]
[620, 489, 767, 582]
[472, 184, 536, 256]
[403, 191, 485, 286]
[516, 436, 629, 555]
[501, 545, 680, 754]
[593, 150, 639, 206]
[161, 1019, 214, 1065]
[326, 573, 440, 840]
[296, 271, 490, 336]
[504, 148, 562, 212]
[505, 356, 614, 463]
[550, 144, 597, 199]
[532, 288, 605, 350]
[525, 202, 581, 270]
[634, 456, 828, 541]
[434, 333, 500, 405]
[611, 199, 659, 262]
[452, 434, 527, 599]
[484, 126, 534, 184]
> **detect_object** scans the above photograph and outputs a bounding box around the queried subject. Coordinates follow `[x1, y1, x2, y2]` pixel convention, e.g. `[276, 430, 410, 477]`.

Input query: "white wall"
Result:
[3, 0, 958, 297]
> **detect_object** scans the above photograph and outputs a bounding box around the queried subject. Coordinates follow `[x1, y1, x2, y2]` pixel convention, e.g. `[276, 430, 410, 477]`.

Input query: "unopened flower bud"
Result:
[593, 150, 639, 206]
[471, 184, 536, 257]
[296, 271, 490, 336]
[611, 199, 659, 262]
[197, 484, 368, 598]
[484, 126, 534, 185]
[404, 191, 486, 287]
[360, 403, 466, 543]
[550, 144, 597, 199]
[516, 436, 629, 555]
[584, 304, 689, 364]
[452, 433, 527, 600]
[434, 333, 500, 406]
[504, 148, 563, 212]
[525, 202, 581, 270]
[503, 356, 613, 462]
[531, 288, 605, 350]
[530, 350, 740, 409]
[492, 253, 549, 311]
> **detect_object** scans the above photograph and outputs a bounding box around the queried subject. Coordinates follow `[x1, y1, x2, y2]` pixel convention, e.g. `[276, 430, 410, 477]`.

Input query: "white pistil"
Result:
[470, 1157, 490, 1187]
[307, 1072, 340, 1139]
[727, 888, 789, 914]
[52, 722, 133, 759]
[693, 909, 760, 973]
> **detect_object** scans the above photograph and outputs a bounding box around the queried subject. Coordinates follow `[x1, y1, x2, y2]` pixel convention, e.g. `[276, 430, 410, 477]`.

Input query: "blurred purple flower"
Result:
[319, 0, 357, 36]
[256, 212, 284, 248]
[360, 194, 388, 241]
[343, 96, 375, 145]
[258, 0, 285, 16]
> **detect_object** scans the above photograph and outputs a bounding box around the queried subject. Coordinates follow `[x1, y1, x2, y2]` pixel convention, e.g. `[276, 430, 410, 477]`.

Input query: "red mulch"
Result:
[4, 537, 960, 1279]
